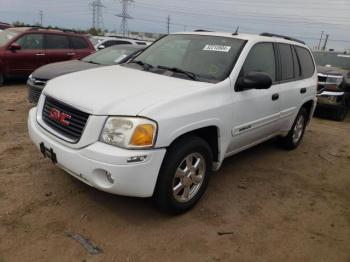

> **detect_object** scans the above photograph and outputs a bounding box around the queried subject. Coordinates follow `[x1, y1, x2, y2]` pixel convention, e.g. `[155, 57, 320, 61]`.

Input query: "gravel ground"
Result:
[0, 83, 349, 262]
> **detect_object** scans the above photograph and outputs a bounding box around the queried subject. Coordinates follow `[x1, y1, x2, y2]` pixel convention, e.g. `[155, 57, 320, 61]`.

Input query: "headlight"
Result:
[326, 76, 343, 86]
[28, 74, 34, 83]
[99, 117, 157, 149]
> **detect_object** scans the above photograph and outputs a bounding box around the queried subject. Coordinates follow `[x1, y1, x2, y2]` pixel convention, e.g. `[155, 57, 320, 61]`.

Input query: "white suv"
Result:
[28, 31, 317, 213]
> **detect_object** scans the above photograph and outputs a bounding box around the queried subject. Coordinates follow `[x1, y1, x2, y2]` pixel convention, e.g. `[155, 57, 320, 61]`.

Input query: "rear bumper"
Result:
[28, 108, 166, 197]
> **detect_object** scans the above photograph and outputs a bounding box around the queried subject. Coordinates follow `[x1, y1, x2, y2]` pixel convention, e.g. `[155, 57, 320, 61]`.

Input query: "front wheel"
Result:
[0, 72, 4, 86]
[279, 108, 308, 150]
[153, 136, 213, 214]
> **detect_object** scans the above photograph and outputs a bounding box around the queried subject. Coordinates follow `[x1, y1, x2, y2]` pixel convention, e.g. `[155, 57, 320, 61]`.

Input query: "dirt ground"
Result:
[0, 83, 349, 262]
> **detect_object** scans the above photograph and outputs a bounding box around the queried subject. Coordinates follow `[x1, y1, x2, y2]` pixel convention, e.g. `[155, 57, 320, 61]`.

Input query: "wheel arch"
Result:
[166, 125, 221, 164]
[301, 99, 315, 124]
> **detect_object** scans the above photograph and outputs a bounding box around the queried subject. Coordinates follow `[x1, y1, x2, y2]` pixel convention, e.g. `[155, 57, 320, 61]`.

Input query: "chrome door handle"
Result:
[67, 52, 76, 56]
[36, 53, 45, 56]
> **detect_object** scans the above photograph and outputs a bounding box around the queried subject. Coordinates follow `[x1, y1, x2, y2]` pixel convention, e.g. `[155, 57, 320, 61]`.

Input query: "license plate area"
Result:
[40, 142, 57, 164]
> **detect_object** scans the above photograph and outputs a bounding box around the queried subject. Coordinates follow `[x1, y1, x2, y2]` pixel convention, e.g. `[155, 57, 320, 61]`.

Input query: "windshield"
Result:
[313, 51, 350, 70]
[0, 29, 19, 47]
[82, 46, 136, 65]
[126, 34, 246, 83]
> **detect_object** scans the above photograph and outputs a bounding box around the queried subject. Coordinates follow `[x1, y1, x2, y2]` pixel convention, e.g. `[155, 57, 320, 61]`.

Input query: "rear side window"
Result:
[15, 34, 43, 49]
[242, 42, 276, 82]
[291, 47, 301, 78]
[278, 44, 294, 80]
[70, 36, 89, 49]
[46, 34, 70, 49]
[103, 40, 132, 48]
[136, 42, 147, 45]
[295, 46, 315, 78]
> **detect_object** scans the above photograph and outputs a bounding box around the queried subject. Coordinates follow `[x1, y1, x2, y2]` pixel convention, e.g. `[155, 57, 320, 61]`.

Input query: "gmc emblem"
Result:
[49, 108, 71, 126]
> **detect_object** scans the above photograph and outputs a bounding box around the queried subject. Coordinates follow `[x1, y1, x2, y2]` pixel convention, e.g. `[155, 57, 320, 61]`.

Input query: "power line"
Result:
[116, 0, 134, 37]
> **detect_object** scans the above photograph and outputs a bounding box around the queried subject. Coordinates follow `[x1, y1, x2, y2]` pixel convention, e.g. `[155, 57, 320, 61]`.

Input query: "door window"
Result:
[242, 43, 276, 82]
[295, 46, 315, 78]
[70, 36, 89, 49]
[15, 34, 43, 49]
[278, 44, 294, 80]
[46, 34, 70, 49]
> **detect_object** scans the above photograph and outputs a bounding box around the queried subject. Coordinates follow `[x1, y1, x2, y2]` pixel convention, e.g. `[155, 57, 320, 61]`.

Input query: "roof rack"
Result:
[27, 26, 86, 34]
[194, 29, 213, 32]
[260, 32, 305, 45]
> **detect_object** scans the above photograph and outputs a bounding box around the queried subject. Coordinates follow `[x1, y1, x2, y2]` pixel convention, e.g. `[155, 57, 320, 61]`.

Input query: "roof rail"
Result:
[260, 32, 305, 45]
[194, 29, 213, 32]
[27, 26, 86, 34]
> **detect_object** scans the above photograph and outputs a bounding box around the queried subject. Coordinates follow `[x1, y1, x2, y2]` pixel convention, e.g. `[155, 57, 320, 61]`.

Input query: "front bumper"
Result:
[317, 91, 345, 107]
[28, 108, 166, 197]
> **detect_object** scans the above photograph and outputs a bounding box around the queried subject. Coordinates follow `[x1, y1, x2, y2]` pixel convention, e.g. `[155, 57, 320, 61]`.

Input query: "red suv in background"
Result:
[0, 27, 95, 85]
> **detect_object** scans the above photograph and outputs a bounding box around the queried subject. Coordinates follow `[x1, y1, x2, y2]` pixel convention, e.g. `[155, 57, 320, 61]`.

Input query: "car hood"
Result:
[317, 65, 349, 77]
[43, 65, 211, 116]
[32, 60, 101, 80]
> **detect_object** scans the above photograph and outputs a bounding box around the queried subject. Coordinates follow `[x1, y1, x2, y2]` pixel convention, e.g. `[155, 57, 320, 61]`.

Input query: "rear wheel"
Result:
[279, 108, 308, 150]
[153, 136, 213, 214]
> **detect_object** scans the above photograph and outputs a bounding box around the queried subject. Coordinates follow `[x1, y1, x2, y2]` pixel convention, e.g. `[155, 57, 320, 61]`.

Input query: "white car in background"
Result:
[28, 31, 317, 214]
[89, 36, 151, 50]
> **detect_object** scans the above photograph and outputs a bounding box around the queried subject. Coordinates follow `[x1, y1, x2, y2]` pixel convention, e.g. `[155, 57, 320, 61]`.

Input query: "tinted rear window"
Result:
[70, 36, 89, 49]
[278, 44, 294, 80]
[295, 46, 315, 78]
[46, 34, 70, 49]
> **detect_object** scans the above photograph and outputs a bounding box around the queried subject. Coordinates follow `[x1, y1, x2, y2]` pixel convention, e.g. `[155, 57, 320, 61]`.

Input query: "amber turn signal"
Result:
[130, 124, 155, 146]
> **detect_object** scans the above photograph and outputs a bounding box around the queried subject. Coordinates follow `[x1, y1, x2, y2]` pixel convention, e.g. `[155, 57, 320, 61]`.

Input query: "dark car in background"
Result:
[28, 44, 144, 103]
[313, 51, 350, 121]
[0, 27, 95, 86]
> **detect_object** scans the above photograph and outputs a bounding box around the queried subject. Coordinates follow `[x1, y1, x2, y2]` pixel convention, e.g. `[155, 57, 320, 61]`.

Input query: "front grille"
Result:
[42, 97, 89, 142]
[28, 85, 42, 103]
[318, 75, 327, 83]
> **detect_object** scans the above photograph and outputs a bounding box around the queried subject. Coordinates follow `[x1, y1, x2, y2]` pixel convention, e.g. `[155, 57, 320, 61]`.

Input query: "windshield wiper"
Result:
[157, 65, 198, 80]
[129, 60, 154, 70]
[84, 60, 101, 65]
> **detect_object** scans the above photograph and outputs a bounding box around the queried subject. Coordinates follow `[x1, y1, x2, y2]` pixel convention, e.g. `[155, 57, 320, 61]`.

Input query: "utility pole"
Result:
[322, 34, 329, 51]
[167, 15, 170, 34]
[39, 10, 43, 26]
[90, 0, 104, 30]
[318, 31, 324, 50]
[116, 0, 134, 37]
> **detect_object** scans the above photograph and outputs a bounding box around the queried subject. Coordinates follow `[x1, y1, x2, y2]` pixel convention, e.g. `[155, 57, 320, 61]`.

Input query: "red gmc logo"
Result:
[49, 108, 71, 126]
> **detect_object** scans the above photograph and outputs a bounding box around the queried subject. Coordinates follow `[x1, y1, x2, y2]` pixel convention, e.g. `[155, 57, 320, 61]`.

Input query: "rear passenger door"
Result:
[69, 36, 93, 59]
[228, 42, 282, 153]
[277, 44, 315, 131]
[45, 34, 74, 63]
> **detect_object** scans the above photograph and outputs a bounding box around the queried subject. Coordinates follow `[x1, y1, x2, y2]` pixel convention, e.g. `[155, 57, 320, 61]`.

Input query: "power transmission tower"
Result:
[318, 31, 324, 50]
[39, 10, 43, 26]
[90, 0, 104, 30]
[322, 34, 329, 51]
[167, 15, 170, 34]
[116, 0, 134, 37]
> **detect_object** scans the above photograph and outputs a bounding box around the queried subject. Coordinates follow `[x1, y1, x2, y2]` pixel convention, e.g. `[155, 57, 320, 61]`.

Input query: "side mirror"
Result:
[236, 72, 272, 91]
[9, 43, 21, 51]
[98, 45, 105, 50]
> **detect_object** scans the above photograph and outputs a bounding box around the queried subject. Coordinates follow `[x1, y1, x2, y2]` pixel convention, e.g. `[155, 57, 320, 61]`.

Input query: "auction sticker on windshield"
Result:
[203, 45, 231, 52]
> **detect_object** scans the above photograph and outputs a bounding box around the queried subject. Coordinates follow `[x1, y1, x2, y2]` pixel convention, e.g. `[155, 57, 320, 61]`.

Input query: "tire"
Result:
[0, 72, 4, 86]
[153, 136, 213, 214]
[279, 107, 308, 150]
[333, 107, 347, 121]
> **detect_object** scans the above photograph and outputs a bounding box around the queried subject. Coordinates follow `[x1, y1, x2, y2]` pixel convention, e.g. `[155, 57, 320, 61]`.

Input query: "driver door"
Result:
[227, 42, 282, 153]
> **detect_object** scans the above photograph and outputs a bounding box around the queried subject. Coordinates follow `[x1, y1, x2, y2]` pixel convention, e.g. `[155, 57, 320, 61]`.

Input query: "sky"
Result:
[1, 0, 350, 50]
